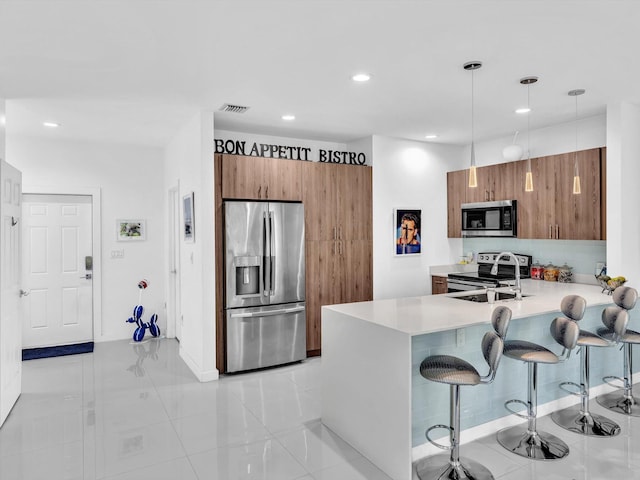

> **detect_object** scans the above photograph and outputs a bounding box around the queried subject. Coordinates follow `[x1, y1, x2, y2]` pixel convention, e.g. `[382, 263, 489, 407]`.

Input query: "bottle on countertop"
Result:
[530, 261, 544, 280]
[543, 262, 559, 282]
[558, 263, 574, 283]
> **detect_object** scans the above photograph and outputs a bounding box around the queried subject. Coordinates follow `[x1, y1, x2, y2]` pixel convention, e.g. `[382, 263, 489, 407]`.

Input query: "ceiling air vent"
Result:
[219, 103, 250, 114]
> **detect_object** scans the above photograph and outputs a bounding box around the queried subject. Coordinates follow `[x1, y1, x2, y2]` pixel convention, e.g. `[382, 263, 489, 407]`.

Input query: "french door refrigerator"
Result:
[224, 200, 305, 373]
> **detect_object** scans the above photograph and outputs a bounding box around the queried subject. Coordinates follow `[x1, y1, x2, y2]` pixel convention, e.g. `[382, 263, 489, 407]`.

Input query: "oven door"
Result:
[447, 278, 495, 293]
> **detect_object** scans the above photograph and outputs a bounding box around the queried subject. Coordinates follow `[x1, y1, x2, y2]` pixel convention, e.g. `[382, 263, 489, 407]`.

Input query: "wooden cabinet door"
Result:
[302, 162, 339, 241]
[431, 275, 448, 295]
[342, 240, 373, 303]
[338, 165, 372, 241]
[305, 240, 340, 353]
[221, 154, 266, 199]
[447, 169, 467, 238]
[554, 148, 601, 240]
[263, 157, 303, 201]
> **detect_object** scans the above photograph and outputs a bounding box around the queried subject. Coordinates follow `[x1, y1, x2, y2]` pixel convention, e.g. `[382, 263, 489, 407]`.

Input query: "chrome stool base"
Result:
[416, 454, 494, 480]
[597, 390, 640, 417]
[496, 426, 570, 460]
[551, 407, 620, 436]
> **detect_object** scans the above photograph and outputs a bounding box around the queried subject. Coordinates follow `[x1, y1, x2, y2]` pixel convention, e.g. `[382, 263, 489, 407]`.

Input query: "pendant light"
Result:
[520, 76, 538, 192]
[464, 61, 482, 188]
[568, 89, 585, 195]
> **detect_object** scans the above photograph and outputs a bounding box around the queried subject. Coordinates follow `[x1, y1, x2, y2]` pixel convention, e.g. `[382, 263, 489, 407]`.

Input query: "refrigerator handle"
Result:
[269, 211, 275, 296]
[263, 212, 270, 296]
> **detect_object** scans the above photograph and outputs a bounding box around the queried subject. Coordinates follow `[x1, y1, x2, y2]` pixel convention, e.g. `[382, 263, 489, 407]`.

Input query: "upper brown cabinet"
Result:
[221, 154, 302, 201]
[446, 169, 467, 238]
[447, 147, 605, 240]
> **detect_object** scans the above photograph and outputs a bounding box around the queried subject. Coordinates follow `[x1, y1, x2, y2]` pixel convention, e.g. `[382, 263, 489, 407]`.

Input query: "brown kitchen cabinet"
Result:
[302, 162, 373, 355]
[515, 148, 603, 240]
[447, 169, 467, 238]
[220, 154, 302, 200]
[431, 275, 448, 295]
[446, 147, 605, 240]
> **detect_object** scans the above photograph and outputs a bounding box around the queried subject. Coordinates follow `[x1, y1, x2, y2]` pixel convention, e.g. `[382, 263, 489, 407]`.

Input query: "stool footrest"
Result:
[559, 381, 584, 397]
[425, 424, 454, 451]
[504, 399, 530, 420]
[603, 375, 626, 389]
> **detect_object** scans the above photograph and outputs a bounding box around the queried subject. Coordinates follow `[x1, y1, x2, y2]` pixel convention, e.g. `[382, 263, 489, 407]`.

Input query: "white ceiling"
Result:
[1, 0, 638, 148]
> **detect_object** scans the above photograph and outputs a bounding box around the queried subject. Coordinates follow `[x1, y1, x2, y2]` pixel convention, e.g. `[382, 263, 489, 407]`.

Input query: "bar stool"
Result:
[415, 306, 512, 480]
[552, 295, 628, 436]
[496, 316, 580, 460]
[597, 286, 640, 416]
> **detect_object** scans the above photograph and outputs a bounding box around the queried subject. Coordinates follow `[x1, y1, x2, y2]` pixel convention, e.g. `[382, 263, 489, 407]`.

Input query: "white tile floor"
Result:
[2, 338, 639, 479]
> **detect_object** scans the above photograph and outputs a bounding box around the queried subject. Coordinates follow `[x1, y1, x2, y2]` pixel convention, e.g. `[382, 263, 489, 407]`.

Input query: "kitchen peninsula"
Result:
[321, 280, 626, 480]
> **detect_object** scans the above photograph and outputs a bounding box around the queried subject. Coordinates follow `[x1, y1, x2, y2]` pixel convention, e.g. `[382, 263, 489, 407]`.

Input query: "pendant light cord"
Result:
[471, 68, 475, 166]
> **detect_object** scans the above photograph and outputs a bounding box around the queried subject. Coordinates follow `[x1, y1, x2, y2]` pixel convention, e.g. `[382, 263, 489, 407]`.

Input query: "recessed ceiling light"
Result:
[515, 107, 531, 114]
[352, 73, 371, 82]
[43, 122, 60, 128]
[282, 114, 295, 121]
[425, 134, 438, 139]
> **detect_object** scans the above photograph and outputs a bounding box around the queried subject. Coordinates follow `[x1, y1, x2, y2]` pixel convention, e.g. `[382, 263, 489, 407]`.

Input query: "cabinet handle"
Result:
[339, 226, 342, 240]
[339, 241, 343, 255]
[549, 224, 552, 239]
[556, 224, 559, 239]
[333, 227, 337, 240]
[484, 190, 489, 201]
[490, 190, 495, 201]
[333, 241, 336, 255]
[265, 185, 269, 198]
[258, 185, 262, 198]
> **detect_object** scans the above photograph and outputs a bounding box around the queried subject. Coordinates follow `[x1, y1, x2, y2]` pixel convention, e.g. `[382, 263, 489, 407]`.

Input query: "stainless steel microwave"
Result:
[461, 200, 517, 237]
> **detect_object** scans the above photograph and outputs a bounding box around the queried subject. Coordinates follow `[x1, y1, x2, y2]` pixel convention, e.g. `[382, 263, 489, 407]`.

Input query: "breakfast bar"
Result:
[320, 281, 626, 480]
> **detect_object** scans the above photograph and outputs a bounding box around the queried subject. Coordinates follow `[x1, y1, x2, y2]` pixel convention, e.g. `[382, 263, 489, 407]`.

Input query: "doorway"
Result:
[0, 160, 23, 426]
[21, 194, 94, 349]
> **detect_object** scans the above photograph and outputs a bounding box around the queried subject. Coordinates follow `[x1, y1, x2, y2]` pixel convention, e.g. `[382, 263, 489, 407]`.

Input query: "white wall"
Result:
[0, 100, 5, 161]
[6, 135, 165, 342]
[606, 102, 640, 285]
[469, 114, 606, 167]
[371, 136, 466, 299]
[164, 111, 217, 382]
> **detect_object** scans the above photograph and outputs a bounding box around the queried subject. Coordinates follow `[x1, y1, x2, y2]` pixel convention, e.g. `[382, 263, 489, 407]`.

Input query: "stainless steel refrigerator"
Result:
[224, 201, 306, 373]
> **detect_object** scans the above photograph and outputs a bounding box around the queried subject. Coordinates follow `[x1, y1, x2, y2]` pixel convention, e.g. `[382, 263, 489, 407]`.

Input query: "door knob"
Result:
[80, 273, 93, 280]
[19, 289, 30, 297]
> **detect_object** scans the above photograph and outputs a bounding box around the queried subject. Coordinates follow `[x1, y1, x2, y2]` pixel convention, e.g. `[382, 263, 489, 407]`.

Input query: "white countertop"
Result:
[323, 280, 614, 336]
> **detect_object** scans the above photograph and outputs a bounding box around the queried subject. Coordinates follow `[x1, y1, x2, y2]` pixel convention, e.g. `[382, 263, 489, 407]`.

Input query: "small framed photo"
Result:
[183, 192, 195, 242]
[394, 208, 421, 255]
[117, 219, 146, 241]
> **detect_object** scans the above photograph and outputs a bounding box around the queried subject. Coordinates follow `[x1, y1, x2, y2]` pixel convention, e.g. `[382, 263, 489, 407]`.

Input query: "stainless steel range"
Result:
[447, 252, 532, 292]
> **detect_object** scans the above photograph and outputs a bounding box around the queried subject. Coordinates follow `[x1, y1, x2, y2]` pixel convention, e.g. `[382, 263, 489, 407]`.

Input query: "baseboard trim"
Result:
[22, 342, 94, 360]
[179, 345, 219, 382]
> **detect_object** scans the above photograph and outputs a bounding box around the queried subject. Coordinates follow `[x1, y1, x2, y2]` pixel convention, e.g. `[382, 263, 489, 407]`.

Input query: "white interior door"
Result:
[21, 194, 93, 348]
[168, 186, 181, 340]
[0, 160, 23, 426]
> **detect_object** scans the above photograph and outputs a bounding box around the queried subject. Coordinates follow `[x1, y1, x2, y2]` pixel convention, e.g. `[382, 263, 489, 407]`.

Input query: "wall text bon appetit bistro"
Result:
[215, 139, 367, 165]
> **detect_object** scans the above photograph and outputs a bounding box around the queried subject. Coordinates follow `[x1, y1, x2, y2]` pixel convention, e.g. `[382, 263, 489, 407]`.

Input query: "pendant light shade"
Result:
[569, 89, 585, 195]
[520, 76, 538, 192]
[464, 61, 482, 188]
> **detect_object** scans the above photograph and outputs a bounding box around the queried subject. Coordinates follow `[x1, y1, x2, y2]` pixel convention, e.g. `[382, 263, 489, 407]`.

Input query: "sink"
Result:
[451, 291, 530, 303]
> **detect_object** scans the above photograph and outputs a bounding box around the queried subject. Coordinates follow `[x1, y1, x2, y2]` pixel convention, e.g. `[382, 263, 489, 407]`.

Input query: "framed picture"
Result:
[183, 192, 195, 242]
[117, 219, 146, 241]
[394, 208, 421, 255]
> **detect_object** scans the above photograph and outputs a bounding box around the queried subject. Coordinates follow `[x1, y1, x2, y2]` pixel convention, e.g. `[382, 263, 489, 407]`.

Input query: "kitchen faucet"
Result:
[491, 252, 522, 300]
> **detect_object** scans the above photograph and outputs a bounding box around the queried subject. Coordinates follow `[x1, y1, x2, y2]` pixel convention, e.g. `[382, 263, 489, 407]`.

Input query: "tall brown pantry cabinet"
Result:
[214, 154, 373, 372]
